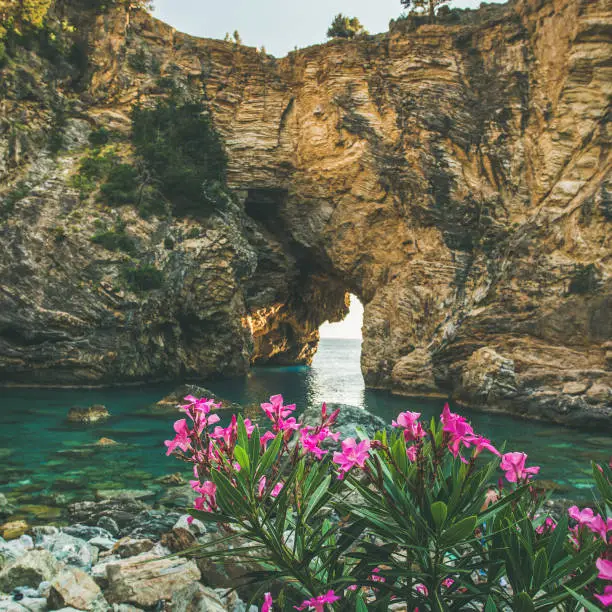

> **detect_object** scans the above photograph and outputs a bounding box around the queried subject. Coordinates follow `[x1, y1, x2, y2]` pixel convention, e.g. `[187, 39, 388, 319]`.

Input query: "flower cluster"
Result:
[164, 394, 612, 611]
[568, 504, 612, 607]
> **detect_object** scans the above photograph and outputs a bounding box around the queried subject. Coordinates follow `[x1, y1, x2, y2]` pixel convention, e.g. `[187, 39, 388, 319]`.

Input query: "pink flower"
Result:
[536, 517, 556, 535]
[261, 394, 296, 421]
[568, 506, 610, 541]
[262, 592, 273, 612]
[294, 590, 341, 611]
[595, 585, 612, 608]
[597, 557, 612, 581]
[211, 415, 237, 448]
[392, 411, 426, 442]
[442, 578, 454, 589]
[192, 480, 217, 512]
[470, 436, 500, 457]
[258, 476, 283, 498]
[588, 514, 609, 542]
[441, 404, 475, 457]
[500, 452, 540, 483]
[370, 567, 385, 583]
[332, 438, 371, 479]
[164, 419, 191, 456]
[568, 506, 595, 525]
[260, 431, 276, 448]
[243, 418, 255, 437]
[406, 445, 418, 461]
[415, 584, 428, 596]
[300, 425, 340, 459]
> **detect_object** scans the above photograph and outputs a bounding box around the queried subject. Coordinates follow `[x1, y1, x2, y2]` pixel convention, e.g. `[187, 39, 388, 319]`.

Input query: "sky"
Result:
[153, 0, 505, 57]
[319, 295, 363, 339]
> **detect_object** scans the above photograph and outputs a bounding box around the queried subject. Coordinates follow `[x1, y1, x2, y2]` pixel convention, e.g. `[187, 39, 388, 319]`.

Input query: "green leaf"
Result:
[303, 475, 331, 523]
[430, 501, 448, 531]
[531, 549, 548, 592]
[513, 592, 535, 612]
[255, 433, 282, 479]
[212, 470, 248, 515]
[234, 445, 251, 475]
[484, 596, 497, 612]
[563, 586, 602, 612]
[546, 514, 568, 567]
[440, 515, 477, 548]
[355, 593, 369, 612]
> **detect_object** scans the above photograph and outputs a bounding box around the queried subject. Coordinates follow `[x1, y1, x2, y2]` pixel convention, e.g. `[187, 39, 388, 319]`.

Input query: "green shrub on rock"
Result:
[131, 96, 228, 217]
[122, 263, 164, 291]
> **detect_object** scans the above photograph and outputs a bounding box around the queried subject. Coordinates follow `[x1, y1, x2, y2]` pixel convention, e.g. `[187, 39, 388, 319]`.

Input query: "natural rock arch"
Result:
[0, 0, 609, 429]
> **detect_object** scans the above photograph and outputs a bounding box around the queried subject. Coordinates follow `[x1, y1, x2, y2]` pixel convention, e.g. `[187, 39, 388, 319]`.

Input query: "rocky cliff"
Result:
[0, 0, 610, 428]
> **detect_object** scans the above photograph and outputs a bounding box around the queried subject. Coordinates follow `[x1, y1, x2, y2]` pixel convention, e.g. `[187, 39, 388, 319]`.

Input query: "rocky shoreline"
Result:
[0, 493, 255, 612]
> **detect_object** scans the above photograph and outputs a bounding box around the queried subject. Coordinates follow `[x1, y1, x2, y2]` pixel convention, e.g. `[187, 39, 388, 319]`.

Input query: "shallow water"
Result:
[0, 338, 608, 525]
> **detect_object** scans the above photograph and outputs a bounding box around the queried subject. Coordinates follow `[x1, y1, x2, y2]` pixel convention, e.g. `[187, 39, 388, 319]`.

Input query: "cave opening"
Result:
[244, 188, 288, 224]
[243, 187, 362, 370]
[319, 294, 363, 341]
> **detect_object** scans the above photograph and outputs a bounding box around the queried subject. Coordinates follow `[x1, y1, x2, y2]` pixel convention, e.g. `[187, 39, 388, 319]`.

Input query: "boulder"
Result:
[111, 538, 154, 559]
[36, 532, 97, 570]
[0, 536, 34, 568]
[459, 347, 518, 403]
[586, 383, 612, 404]
[66, 406, 110, 424]
[104, 551, 201, 608]
[160, 528, 196, 553]
[173, 515, 206, 537]
[0, 550, 61, 591]
[94, 490, 155, 503]
[61, 526, 114, 542]
[87, 537, 115, 552]
[48, 568, 107, 611]
[171, 582, 227, 612]
[95, 438, 118, 447]
[0, 595, 47, 612]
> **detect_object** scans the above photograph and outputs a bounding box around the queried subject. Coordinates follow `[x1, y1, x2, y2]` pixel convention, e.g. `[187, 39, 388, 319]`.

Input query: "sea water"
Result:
[0, 338, 609, 524]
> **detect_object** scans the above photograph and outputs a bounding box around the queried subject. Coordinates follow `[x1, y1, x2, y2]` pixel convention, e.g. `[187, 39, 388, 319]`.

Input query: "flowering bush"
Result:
[165, 395, 611, 611]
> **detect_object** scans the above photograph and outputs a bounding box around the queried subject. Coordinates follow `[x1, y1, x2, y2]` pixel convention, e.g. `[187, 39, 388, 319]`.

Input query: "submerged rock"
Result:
[66, 406, 110, 425]
[151, 385, 241, 414]
[1, 522, 29, 541]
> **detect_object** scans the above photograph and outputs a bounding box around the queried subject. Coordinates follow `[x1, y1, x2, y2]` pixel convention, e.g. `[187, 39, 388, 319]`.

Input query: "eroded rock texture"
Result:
[0, 0, 610, 427]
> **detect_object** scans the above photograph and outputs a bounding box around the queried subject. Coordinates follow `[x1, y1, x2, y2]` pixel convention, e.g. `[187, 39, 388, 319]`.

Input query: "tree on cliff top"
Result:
[400, 0, 451, 22]
[326, 14, 368, 39]
[0, 0, 53, 38]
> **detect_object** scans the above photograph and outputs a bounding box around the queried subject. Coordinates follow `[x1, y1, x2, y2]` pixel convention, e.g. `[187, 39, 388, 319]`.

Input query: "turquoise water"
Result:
[0, 338, 609, 524]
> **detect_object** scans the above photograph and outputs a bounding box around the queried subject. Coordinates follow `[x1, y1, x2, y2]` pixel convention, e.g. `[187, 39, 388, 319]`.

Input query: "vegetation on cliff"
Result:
[131, 96, 229, 217]
[326, 14, 368, 40]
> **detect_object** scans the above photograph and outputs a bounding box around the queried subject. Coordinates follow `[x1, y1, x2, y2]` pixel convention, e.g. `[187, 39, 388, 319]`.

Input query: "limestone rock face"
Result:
[0, 0, 610, 428]
[459, 347, 517, 404]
